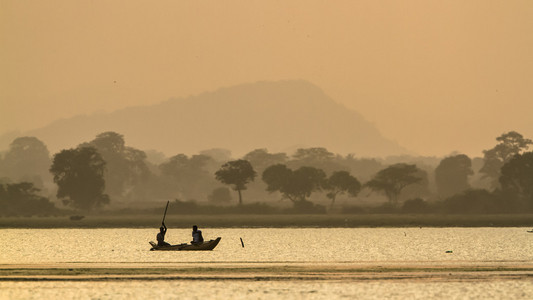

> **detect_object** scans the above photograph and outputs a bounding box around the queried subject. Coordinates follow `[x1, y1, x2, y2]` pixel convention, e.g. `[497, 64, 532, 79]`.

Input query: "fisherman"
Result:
[191, 225, 204, 244]
[157, 222, 171, 247]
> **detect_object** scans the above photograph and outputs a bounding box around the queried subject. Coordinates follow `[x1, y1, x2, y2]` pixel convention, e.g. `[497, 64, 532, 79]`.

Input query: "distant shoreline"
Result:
[1, 214, 532, 228]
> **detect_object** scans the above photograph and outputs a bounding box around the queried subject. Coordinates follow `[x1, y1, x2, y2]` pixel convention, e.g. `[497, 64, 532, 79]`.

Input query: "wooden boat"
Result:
[527, 230, 533, 233]
[149, 237, 221, 251]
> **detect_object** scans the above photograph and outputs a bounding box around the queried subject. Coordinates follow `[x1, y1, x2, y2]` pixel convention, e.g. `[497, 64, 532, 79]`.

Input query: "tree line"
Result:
[0, 131, 532, 215]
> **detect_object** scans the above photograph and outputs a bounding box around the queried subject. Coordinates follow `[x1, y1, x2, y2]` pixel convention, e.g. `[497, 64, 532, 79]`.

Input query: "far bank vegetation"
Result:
[1, 131, 532, 217]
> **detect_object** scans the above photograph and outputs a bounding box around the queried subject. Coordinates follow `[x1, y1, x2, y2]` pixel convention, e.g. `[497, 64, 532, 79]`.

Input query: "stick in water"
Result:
[240, 237, 245, 248]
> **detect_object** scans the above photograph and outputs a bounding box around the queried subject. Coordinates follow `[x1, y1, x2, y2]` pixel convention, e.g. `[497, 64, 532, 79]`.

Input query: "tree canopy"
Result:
[435, 154, 473, 199]
[215, 159, 256, 205]
[262, 164, 326, 205]
[50, 146, 109, 211]
[500, 151, 533, 211]
[289, 147, 346, 174]
[0, 137, 51, 187]
[292, 147, 335, 162]
[0, 182, 55, 216]
[480, 131, 532, 189]
[82, 131, 151, 201]
[365, 163, 423, 206]
[323, 171, 361, 210]
[2, 127, 530, 215]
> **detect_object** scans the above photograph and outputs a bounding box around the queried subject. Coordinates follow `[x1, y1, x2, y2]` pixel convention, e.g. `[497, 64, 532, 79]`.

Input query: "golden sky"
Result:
[1, 0, 532, 157]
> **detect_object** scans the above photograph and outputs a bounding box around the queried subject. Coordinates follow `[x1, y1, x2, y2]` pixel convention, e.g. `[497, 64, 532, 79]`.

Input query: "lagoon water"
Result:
[1, 227, 532, 263]
[1, 228, 533, 299]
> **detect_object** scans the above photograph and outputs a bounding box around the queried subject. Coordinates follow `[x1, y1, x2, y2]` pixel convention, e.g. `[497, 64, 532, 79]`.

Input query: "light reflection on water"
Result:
[1, 228, 532, 263]
[1, 279, 533, 300]
[1, 228, 533, 299]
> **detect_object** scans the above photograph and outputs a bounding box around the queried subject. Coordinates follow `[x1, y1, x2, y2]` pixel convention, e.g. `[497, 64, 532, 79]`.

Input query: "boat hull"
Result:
[150, 237, 221, 251]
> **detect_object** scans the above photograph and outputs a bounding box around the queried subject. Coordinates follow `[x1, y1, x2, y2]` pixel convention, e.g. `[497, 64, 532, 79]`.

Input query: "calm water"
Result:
[1, 227, 532, 263]
[2, 280, 532, 300]
[1, 227, 533, 299]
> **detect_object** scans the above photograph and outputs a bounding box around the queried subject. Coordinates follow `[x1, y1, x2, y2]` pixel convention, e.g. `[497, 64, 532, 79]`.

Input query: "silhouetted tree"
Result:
[215, 160, 256, 205]
[261, 164, 292, 193]
[50, 147, 109, 210]
[262, 164, 326, 206]
[480, 131, 532, 189]
[365, 163, 423, 207]
[435, 154, 473, 199]
[82, 132, 151, 201]
[0, 182, 55, 216]
[240, 149, 289, 204]
[400, 167, 431, 201]
[323, 171, 361, 210]
[500, 151, 533, 211]
[0, 137, 51, 188]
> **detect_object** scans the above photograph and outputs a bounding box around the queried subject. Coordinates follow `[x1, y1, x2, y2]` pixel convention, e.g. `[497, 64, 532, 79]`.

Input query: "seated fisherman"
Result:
[191, 225, 204, 244]
[157, 222, 171, 247]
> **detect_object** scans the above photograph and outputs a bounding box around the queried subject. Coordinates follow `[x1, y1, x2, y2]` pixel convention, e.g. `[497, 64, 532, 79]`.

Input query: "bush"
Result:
[442, 189, 505, 214]
[159, 200, 279, 215]
[232, 202, 279, 214]
[283, 200, 326, 214]
[0, 182, 57, 217]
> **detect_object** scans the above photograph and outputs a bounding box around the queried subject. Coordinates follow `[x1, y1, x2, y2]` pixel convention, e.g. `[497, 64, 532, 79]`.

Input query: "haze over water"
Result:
[2, 1, 533, 299]
[2, 1, 533, 157]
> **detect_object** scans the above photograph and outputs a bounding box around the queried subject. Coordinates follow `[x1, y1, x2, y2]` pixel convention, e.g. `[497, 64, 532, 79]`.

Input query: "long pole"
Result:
[162, 201, 169, 224]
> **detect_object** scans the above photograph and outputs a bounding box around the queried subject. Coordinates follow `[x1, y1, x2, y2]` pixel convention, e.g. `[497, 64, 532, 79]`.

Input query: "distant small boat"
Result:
[149, 237, 221, 251]
[527, 230, 533, 233]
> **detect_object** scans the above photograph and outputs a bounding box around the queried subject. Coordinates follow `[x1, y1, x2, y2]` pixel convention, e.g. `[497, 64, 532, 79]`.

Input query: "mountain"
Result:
[0, 80, 410, 158]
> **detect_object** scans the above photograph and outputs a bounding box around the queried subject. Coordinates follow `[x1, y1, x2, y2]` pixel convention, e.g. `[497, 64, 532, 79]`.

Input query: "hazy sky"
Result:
[1, 1, 532, 157]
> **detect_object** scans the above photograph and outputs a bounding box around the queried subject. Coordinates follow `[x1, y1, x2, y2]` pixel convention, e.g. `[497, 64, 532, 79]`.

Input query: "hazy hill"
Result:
[1, 80, 409, 158]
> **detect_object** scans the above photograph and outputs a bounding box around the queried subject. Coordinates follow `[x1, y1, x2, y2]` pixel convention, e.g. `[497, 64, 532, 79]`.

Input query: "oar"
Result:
[162, 200, 169, 224]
